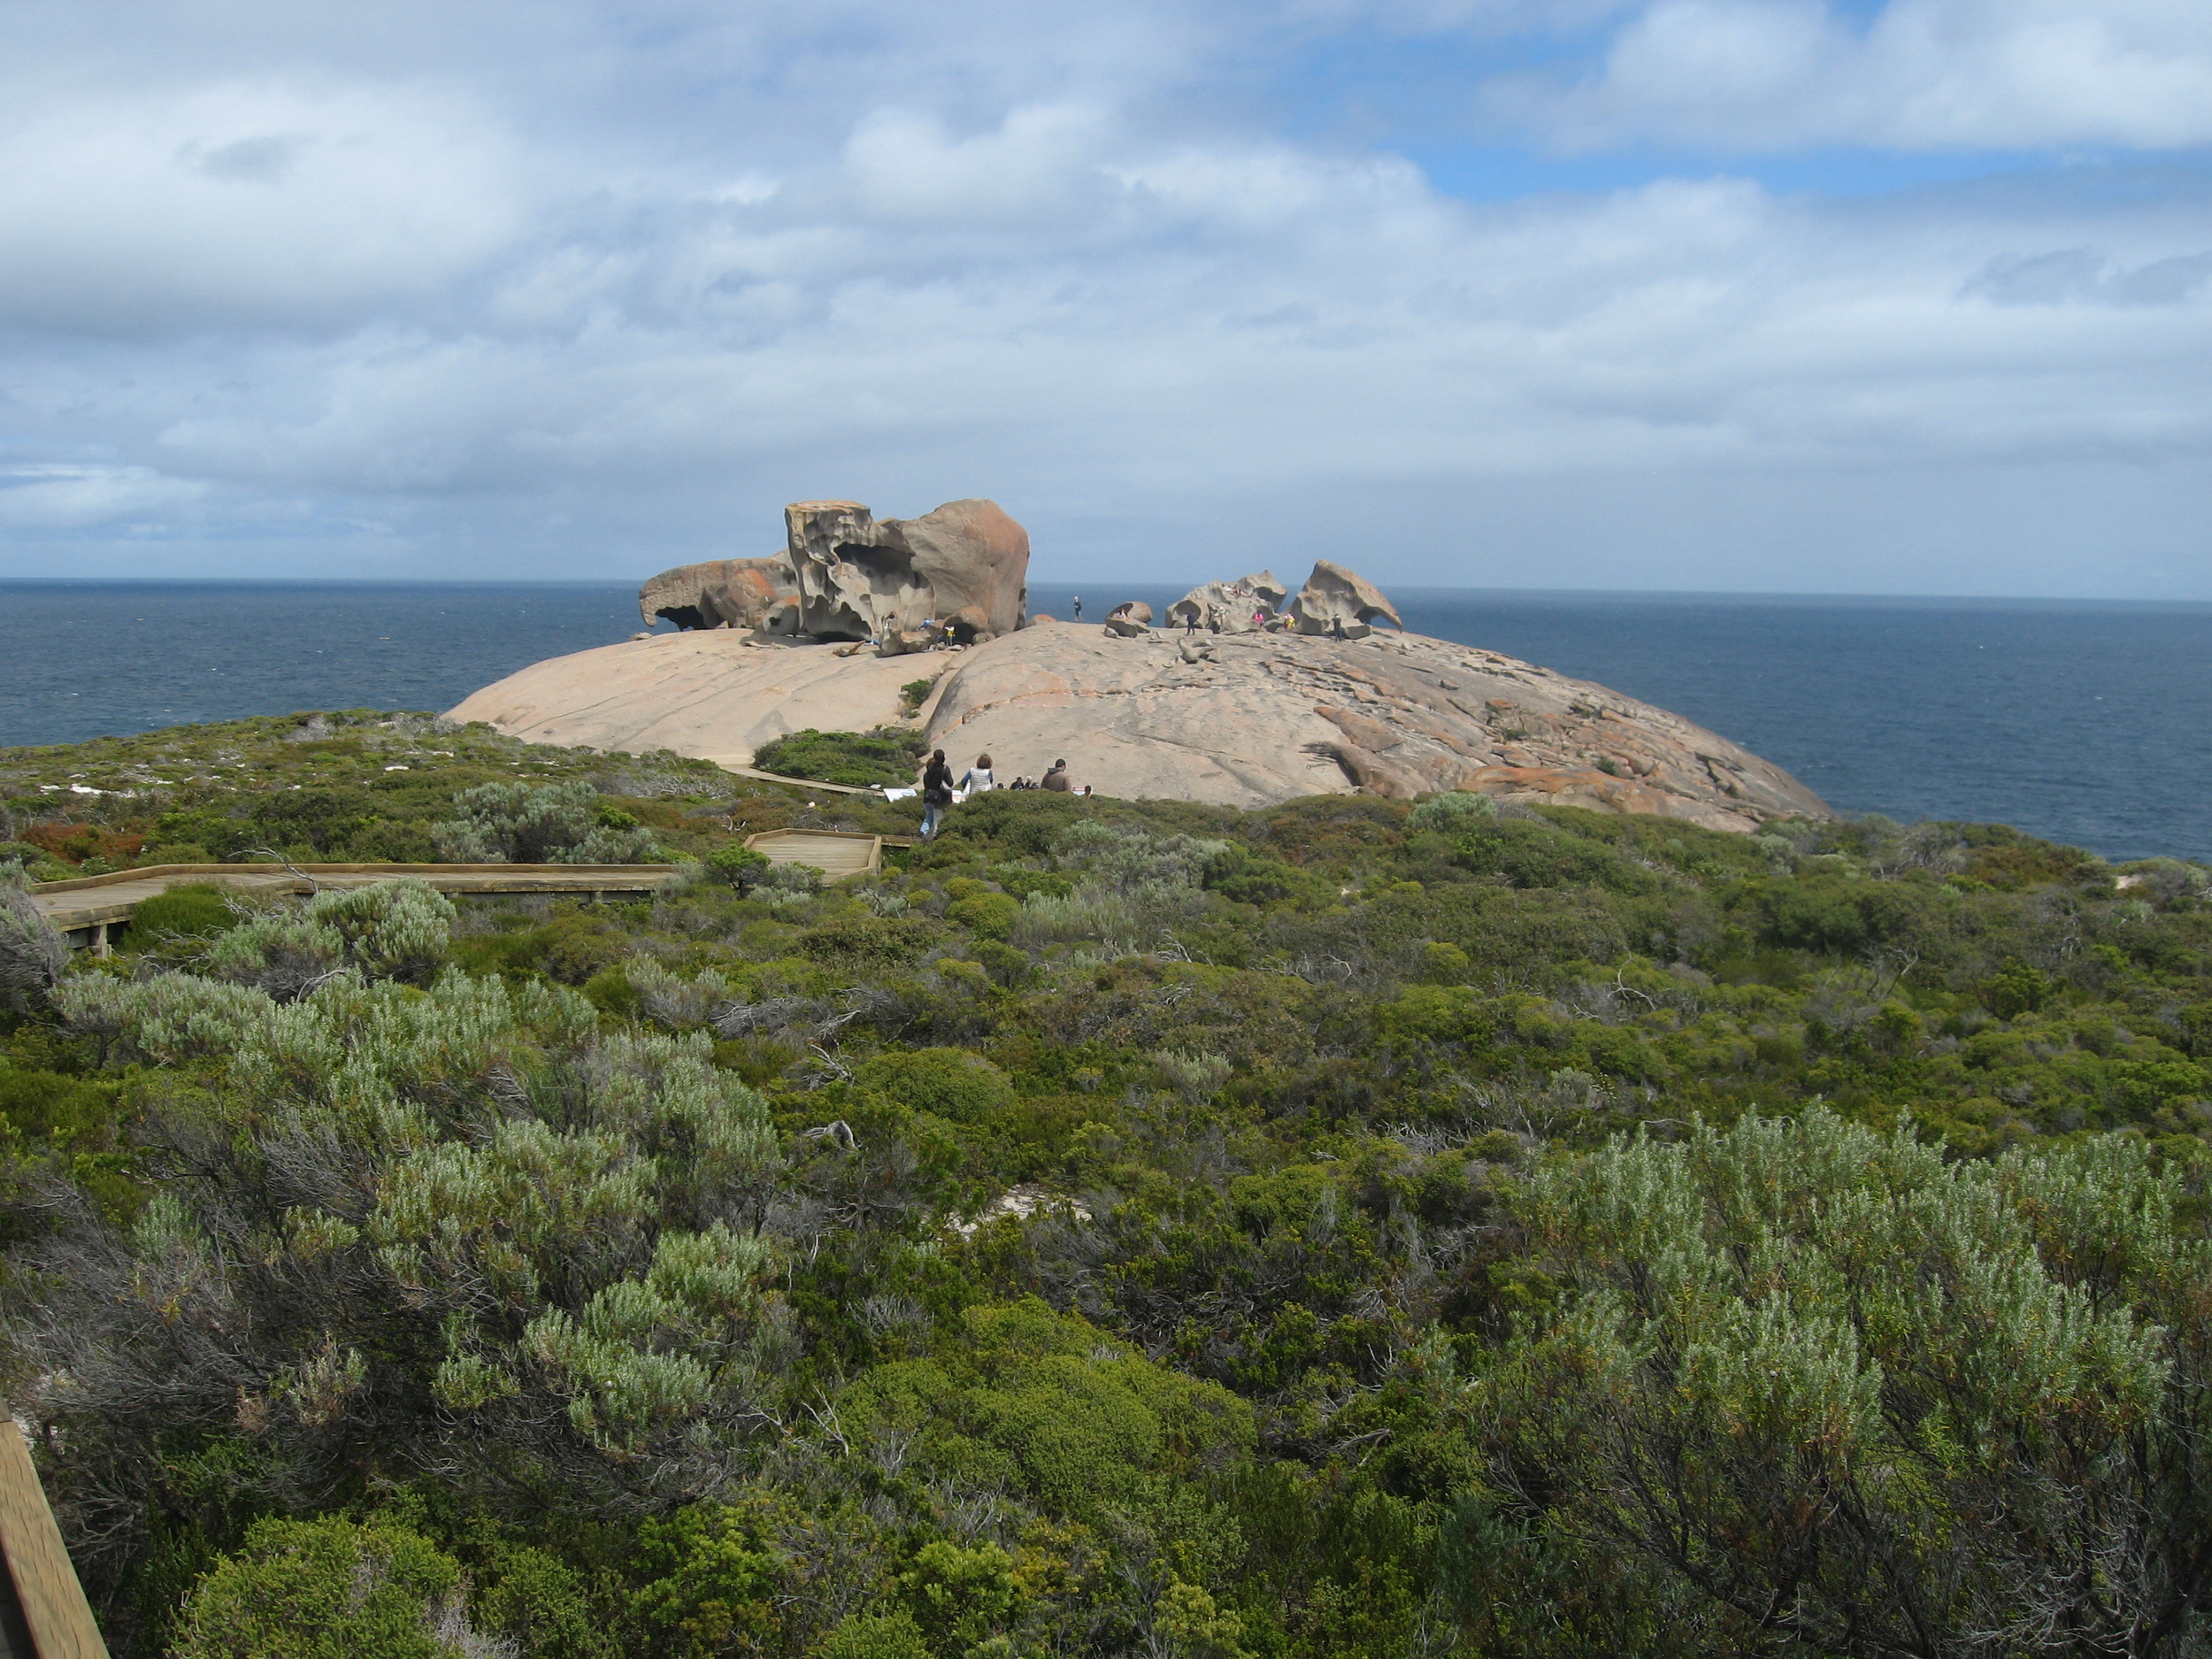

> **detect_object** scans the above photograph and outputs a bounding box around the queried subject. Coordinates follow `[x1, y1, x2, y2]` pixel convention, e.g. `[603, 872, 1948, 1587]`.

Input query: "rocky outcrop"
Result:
[784, 498, 1028, 643]
[1166, 572, 1288, 634]
[1103, 601, 1153, 638]
[639, 557, 803, 634]
[1289, 559, 1402, 639]
[921, 624, 1825, 826]
[449, 618, 1829, 828]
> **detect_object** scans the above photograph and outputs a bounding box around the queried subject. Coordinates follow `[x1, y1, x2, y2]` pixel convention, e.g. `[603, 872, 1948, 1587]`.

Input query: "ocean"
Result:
[3, 579, 2207, 864]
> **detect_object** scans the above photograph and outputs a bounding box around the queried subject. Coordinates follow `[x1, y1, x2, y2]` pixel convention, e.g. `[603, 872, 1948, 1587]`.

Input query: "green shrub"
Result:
[125, 882, 239, 942]
[1406, 791, 1497, 834]
[704, 844, 771, 887]
[432, 780, 661, 864]
[170, 1517, 478, 1659]
[854, 1048, 1014, 1124]
[816, 1609, 931, 1659]
[753, 727, 926, 787]
[947, 891, 1021, 939]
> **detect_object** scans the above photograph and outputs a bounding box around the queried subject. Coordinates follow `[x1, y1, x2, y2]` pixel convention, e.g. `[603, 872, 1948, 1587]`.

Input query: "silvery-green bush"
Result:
[1407, 790, 1497, 834]
[18, 961, 788, 1577]
[1455, 1109, 2212, 1655]
[433, 780, 660, 865]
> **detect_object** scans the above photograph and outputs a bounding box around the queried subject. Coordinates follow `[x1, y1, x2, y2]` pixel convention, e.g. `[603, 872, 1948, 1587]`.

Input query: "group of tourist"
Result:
[918, 749, 1081, 837]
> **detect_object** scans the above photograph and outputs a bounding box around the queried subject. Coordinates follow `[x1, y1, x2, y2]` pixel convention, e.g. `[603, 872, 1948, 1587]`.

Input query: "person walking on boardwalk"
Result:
[920, 749, 955, 837]
[959, 753, 996, 795]
[1041, 758, 1071, 793]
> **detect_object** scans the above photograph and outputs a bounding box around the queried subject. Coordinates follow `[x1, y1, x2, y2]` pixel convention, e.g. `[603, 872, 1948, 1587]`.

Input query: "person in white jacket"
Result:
[958, 753, 996, 795]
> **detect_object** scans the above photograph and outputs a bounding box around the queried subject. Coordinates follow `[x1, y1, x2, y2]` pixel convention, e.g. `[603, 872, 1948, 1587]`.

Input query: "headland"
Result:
[447, 496, 1830, 830]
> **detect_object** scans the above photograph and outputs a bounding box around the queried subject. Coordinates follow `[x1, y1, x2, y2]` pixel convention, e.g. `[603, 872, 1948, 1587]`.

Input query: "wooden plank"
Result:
[743, 831, 884, 883]
[0, 1419, 109, 1659]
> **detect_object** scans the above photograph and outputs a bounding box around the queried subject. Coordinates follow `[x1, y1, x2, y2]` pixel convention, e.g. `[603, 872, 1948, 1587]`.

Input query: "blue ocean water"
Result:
[3, 579, 2208, 864]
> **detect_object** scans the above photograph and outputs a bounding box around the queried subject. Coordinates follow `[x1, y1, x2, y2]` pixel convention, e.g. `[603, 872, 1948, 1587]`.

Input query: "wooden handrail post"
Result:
[0, 1417, 110, 1658]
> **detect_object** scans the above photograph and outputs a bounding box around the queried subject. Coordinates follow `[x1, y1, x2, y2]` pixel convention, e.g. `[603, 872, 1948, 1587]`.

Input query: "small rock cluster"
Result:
[1109, 560, 1405, 642]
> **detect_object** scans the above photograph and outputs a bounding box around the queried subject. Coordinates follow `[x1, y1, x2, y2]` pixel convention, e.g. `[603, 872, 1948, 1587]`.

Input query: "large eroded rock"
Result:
[639, 557, 803, 634]
[1289, 559, 1403, 639]
[449, 621, 1828, 829]
[1166, 572, 1289, 634]
[784, 498, 1028, 642]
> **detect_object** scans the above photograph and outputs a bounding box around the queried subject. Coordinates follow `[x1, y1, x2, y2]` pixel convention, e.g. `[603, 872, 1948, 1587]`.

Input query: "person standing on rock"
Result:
[1071, 596, 1082, 621]
[959, 753, 996, 795]
[920, 749, 955, 837]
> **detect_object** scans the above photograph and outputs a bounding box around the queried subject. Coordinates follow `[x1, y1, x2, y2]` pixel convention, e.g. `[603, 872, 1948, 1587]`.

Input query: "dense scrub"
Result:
[752, 728, 929, 788]
[4, 719, 2212, 1657]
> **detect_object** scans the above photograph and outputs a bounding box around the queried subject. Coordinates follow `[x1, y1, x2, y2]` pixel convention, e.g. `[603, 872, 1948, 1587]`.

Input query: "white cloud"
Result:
[1502, 0, 2212, 150]
[0, 0, 2203, 595]
[0, 81, 521, 334]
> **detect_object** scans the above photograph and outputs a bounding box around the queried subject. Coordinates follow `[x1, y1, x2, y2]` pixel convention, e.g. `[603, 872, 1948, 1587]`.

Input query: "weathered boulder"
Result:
[1103, 601, 1154, 638]
[1166, 572, 1287, 634]
[639, 557, 803, 634]
[784, 498, 1029, 642]
[1289, 559, 1402, 639]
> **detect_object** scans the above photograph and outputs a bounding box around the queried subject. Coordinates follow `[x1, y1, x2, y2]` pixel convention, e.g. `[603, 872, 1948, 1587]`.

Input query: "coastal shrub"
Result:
[1467, 1110, 2212, 1656]
[0, 877, 67, 1009]
[703, 844, 770, 887]
[1407, 791, 1497, 834]
[1453, 817, 1663, 895]
[854, 1048, 1014, 1125]
[170, 1517, 479, 1659]
[196, 879, 457, 998]
[752, 726, 926, 788]
[947, 890, 1020, 938]
[1006, 891, 1145, 949]
[126, 883, 239, 942]
[431, 780, 661, 864]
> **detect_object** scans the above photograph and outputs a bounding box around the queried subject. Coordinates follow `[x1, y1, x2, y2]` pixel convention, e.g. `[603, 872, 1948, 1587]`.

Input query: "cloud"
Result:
[0, 0, 2203, 596]
[0, 464, 206, 527]
[1962, 248, 2212, 304]
[0, 81, 521, 335]
[1496, 0, 2212, 150]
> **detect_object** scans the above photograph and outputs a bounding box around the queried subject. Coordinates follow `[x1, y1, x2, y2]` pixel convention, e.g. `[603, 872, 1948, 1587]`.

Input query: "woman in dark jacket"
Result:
[919, 749, 955, 838]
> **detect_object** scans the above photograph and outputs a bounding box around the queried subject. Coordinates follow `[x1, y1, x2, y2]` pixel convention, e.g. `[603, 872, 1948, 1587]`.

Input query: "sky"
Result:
[0, 0, 2206, 596]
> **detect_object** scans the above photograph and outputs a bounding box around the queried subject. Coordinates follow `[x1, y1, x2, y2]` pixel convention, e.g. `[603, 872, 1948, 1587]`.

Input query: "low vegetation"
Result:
[751, 727, 927, 788]
[4, 713, 2212, 1657]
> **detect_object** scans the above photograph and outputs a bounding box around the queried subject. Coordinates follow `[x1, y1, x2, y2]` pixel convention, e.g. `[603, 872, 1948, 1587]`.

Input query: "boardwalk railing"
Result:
[33, 863, 681, 954]
[0, 1417, 108, 1658]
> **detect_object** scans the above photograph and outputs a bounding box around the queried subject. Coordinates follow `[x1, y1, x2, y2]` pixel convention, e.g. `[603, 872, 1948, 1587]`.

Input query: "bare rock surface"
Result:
[444, 634, 927, 771]
[922, 624, 1824, 825]
[448, 622, 1828, 828]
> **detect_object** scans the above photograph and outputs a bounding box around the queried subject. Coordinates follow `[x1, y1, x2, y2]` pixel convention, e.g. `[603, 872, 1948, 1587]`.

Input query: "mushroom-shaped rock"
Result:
[1165, 571, 1288, 634]
[1288, 560, 1402, 640]
[784, 498, 1030, 642]
[639, 557, 803, 634]
[1103, 601, 1154, 638]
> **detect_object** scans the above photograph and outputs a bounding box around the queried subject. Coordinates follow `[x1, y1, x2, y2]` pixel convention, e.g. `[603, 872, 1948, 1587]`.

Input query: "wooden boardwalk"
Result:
[743, 829, 885, 882]
[32, 863, 680, 954]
